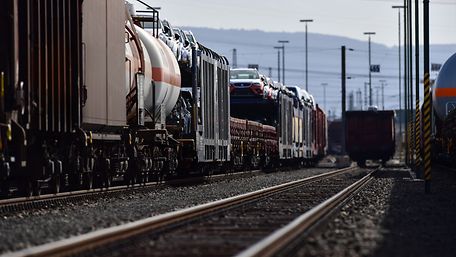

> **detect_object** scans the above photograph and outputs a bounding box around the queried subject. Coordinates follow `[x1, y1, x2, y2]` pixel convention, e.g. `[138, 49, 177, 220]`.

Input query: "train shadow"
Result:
[372, 166, 456, 257]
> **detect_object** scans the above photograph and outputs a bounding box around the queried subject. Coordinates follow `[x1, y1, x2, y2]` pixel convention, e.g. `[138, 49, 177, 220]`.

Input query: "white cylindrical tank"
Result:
[433, 53, 456, 120]
[126, 25, 181, 121]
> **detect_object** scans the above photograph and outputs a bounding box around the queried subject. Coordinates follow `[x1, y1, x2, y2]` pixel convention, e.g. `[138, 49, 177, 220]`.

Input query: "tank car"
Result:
[433, 53, 456, 121]
[130, 3, 231, 174]
[432, 53, 456, 164]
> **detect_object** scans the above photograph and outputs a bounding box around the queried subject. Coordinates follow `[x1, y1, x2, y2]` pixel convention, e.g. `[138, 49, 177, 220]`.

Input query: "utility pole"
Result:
[392, 5, 405, 157]
[404, 0, 409, 165]
[232, 48, 237, 68]
[375, 86, 380, 107]
[268, 67, 272, 78]
[300, 19, 314, 91]
[349, 91, 354, 111]
[380, 79, 387, 110]
[278, 40, 289, 85]
[321, 83, 328, 110]
[273, 46, 281, 82]
[341, 46, 353, 154]
[357, 89, 362, 110]
[364, 32, 376, 106]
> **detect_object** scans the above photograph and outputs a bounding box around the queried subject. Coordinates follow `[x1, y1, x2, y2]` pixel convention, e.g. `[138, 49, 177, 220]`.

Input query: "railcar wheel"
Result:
[23, 180, 33, 197]
[165, 148, 178, 176]
[51, 174, 61, 194]
[357, 160, 366, 168]
[33, 181, 41, 196]
[0, 181, 9, 198]
[83, 173, 93, 190]
[72, 173, 82, 189]
[102, 174, 112, 188]
[129, 174, 137, 186]
[139, 173, 147, 185]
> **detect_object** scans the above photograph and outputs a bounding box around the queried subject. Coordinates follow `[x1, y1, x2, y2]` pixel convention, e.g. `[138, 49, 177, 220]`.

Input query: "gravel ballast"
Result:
[78, 171, 369, 257]
[288, 166, 456, 257]
[0, 167, 334, 254]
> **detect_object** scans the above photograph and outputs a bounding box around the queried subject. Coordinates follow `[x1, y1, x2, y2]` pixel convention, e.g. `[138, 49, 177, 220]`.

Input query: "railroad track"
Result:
[0, 169, 263, 214]
[1, 166, 368, 257]
[237, 168, 374, 257]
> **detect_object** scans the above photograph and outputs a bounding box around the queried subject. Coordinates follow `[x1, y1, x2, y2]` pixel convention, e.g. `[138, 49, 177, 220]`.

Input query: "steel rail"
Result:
[0, 169, 264, 209]
[2, 166, 356, 257]
[236, 170, 374, 257]
[0, 182, 159, 208]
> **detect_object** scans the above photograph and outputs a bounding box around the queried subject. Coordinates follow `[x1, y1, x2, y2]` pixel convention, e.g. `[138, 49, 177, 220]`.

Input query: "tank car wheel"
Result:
[165, 148, 179, 176]
[33, 181, 41, 196]
[357, 160, 366, 168]
[102, 174, 112, 188]
[140, 173, 147, 185]
[69, 173, 83, 190]
[128, 174, 137, 186]
[0, 181, 9, 198]
[51, 174, 61, 194]
[158, 171, 167, 182]
[22, 180, 33, 197]
[83, 173, 93, 190]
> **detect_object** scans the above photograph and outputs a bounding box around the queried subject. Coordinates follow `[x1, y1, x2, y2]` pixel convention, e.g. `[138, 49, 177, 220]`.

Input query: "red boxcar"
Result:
[314, 105, 327, 158]
[345, 110, 395, 166]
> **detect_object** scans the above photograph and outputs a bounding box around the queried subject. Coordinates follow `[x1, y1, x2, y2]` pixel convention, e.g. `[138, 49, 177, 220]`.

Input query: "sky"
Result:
[134, 0, 456, 47]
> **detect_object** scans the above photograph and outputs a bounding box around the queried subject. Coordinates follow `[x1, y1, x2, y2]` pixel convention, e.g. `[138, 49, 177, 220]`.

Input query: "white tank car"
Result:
[433, 53, 456, 120]
[125, 24, 181, 122]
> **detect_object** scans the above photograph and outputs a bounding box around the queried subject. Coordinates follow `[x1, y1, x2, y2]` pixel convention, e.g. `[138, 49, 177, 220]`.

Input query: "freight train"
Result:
[0, 0, 327, 197]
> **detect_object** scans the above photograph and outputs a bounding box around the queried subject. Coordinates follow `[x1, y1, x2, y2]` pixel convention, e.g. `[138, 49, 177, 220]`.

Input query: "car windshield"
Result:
[230, 70, 259, 80]
[185, 32, 196, 44]
[287, 87, 298, 95]
[174, 29, 187, 41]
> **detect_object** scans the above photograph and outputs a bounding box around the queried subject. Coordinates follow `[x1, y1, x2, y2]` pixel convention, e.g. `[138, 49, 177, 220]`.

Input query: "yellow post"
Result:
[407, 118, 413, 165]
[423, 72, 431, 193]
[1, 72, 4, 98]
[0, 72, 4, 151]
[415, 102, 421, 168]
[423, 0, 431, 193]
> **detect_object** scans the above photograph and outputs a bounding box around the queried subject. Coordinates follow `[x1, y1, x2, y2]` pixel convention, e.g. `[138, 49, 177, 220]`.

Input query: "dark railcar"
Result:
[345, 110, 395, 166]
[328, 120, 343, 154]
[314, 105, 327, 158]
[0, 0, 83, 195]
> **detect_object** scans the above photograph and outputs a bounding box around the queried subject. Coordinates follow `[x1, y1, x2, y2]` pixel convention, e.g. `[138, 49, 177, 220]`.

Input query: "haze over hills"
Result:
[183, 27, 456, 118]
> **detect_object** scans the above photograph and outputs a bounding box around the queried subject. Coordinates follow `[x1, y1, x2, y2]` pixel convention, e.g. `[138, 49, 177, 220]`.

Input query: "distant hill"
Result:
[182, 27, 456, 116]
